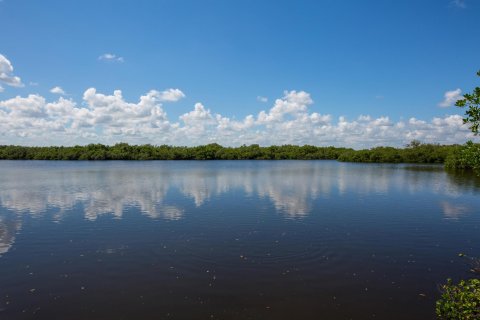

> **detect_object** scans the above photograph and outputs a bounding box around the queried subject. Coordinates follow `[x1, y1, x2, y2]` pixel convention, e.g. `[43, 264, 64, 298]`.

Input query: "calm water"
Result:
[0, 161, 479, 320]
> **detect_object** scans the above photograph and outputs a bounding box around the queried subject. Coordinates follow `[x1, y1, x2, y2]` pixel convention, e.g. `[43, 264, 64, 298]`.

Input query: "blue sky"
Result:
[0, 0, 478, 147]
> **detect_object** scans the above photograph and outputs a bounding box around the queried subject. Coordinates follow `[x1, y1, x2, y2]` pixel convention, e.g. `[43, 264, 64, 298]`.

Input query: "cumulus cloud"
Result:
[50, 86, 66, 95]
[0, 94, 47, 118]
[0, 89, 474, 147]
[180, 103, 213, 124]
[0, 54, 24, 88]
[439, 88, 462, 107]
[98, 53, 124, 63]
[257, 90, 313, 124]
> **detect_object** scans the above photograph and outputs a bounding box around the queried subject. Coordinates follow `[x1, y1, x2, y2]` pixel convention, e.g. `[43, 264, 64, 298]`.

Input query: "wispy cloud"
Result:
[98, 53, 124, 63]
[50, 86, 66, 95]
[451, 0, 466, 8]
[0, 54, 24, 88]
[439, 88, 462, 107]
[257, 96, 268, 103]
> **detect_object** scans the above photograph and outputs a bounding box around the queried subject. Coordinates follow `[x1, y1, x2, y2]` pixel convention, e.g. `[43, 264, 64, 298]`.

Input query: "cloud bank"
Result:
[0, 89, 474, 147]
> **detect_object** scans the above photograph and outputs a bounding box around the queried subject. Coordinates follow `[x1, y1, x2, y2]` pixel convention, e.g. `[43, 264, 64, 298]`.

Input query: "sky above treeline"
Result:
[0, 0, 479, 148]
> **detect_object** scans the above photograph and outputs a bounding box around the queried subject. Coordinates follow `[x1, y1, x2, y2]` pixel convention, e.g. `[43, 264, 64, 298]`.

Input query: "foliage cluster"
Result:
[436, 278, 480, 320]
[445, 141, 480, 172]
[456, 70, 480, 135]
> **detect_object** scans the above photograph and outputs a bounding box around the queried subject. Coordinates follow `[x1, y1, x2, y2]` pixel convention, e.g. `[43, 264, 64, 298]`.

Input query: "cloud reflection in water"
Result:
[0, 161, 477, 256]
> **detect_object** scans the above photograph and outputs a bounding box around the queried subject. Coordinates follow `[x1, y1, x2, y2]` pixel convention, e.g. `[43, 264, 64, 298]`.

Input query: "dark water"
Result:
[0, 161, 479, 320]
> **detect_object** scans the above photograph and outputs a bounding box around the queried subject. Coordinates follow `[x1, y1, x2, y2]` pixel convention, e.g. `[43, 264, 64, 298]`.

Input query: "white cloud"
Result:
[180, 103, 213, 124]
[0, 94, 47, 118]
[50, 86, 66, 95]
[158, 88, 185, 102]
[257, 90, 313, 124]
[0, 89, 474, 147]
[257, 96, 268, 103]
[98, 53, 124, 63]
[439, 88, 462, 107]
[0, 54, 24, 88]
[451, 0, 466, 8]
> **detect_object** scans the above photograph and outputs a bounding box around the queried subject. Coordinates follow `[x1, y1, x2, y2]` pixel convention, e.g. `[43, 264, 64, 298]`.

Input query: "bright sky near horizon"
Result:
[0, 0, 479, 147]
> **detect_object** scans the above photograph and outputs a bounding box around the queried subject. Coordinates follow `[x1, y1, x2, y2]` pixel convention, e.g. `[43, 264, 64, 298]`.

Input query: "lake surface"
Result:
[0, 161, 479, 320]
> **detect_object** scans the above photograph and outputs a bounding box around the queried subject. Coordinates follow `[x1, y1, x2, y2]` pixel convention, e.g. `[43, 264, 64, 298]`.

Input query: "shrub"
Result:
[445, 141, 480, 172]
[436, 278, 480, 319]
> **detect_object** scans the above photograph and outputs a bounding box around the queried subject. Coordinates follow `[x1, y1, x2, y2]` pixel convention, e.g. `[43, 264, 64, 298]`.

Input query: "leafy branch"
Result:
[455, 71, 480, 135]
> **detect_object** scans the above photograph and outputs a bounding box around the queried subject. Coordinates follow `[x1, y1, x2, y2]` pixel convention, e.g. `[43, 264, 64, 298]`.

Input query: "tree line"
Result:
[0, 143, 349, 161]
[0, 141, 478, 172]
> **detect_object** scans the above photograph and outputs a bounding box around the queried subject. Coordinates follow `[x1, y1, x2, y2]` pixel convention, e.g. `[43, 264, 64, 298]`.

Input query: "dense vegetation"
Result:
[0, 142, 457, 161]
[0, 141, 478, 172]
[436, 254, 480, 320]
[0, 143, 350, 160]
[337, 141, 456, 164]
[436, 278, 480, 320]
[445, 141, 480, 172]
[455, 70, 480, 135]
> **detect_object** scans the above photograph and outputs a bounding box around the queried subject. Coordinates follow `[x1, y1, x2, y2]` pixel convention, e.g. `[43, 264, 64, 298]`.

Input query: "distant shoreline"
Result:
[0, 142, 460, 163]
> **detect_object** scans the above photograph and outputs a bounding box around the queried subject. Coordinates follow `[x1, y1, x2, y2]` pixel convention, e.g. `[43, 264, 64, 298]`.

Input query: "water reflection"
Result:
[0, 161, 479, 255]
[0, 213, 21, 256]
[440, 201, 470, 220]
[0, 162, 478, 219]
